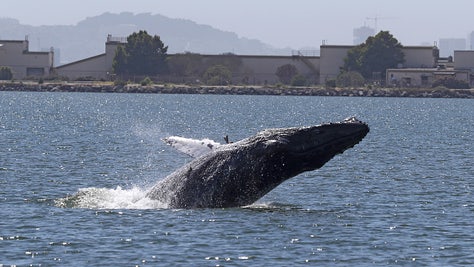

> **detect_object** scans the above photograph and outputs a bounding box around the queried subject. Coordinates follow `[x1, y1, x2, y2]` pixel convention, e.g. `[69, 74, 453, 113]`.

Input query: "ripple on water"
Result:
[0, 93, 472, 266]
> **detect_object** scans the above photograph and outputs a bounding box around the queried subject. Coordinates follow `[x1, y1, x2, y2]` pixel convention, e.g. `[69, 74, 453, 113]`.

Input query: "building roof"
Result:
[387, 68, 438, 72]
[56, 53, 106, 69]
[0, 39, 25, 43]
[320, 44, 436, 50]
[24, 51, 51, 55]
[320, 45, 354, 49]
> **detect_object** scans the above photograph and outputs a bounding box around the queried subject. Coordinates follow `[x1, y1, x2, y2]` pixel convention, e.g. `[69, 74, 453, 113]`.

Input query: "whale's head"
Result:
[236, 117, 370, 180]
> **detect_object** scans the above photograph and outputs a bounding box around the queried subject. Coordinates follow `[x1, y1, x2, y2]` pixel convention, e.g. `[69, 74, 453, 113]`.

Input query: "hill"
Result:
[0, 12, 290, 65]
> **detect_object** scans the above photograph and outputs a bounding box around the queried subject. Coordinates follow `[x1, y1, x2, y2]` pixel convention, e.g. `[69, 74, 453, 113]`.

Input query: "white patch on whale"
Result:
[163, 136, 222, 157]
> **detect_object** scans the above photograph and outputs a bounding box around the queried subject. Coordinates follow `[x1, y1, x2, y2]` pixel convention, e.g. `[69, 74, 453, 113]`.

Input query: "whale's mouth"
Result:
[290, 119, 368, 152]
[291, 131, 367, 157]
[280, 118, 369, 172]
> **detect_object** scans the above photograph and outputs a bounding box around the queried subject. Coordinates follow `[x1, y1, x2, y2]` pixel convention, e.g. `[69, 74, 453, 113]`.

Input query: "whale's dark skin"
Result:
[146, 117, 369, 208]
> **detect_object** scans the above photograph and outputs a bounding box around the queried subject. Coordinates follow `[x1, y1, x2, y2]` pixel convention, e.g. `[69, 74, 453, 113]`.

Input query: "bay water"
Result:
[0, 92, 472, 266]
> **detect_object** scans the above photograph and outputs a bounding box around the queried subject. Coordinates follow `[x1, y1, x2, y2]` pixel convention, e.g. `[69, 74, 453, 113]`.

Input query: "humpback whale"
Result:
[146, 117, 369, 208]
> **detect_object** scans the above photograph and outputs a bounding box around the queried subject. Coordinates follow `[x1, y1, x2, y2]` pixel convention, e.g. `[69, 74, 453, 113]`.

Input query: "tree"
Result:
[203, 65, 231, 85]
[167, 52, 204, 77]
[0, 66, 13, 80]
[343, 31, 404, 80]
[112, 46, 128, 75]
[112, 30, 168, 76]
[343, 46, 364, 74]
[276, 64, 298, 84]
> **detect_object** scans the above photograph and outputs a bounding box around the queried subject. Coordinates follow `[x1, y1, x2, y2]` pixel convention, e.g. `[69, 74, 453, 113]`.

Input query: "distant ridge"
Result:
[0, 12, 290, 64]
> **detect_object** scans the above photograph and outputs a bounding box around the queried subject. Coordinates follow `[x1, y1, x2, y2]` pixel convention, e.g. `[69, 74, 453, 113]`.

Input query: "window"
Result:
[26, 67, 45, 77]
[421, 75, 429, 86]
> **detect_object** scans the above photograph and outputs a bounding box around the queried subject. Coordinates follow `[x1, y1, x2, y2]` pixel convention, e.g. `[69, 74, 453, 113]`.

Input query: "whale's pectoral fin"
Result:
[162, 136, 222, 158]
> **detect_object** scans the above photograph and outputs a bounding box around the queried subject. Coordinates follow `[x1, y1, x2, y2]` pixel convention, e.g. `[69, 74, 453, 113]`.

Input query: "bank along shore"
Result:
[1, 82, 473, 99]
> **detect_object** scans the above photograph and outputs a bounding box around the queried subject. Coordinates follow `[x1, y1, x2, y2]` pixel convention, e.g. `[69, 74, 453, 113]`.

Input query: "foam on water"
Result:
[55, 186, 168, 209]
[55, 132, 221, 211]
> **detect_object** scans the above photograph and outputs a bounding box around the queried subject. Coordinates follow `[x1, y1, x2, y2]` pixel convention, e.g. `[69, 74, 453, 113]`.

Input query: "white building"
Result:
[0, 38, 54, 79]
[386, 49, 474, 87]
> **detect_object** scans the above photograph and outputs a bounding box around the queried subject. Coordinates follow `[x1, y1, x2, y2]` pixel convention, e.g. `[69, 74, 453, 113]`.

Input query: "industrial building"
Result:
[1, 35, 474, 87]
[386, 50, 474, 87]
[0, 38, 54, 79]
[54, 35, 319, 84]
[54, 35, 125, 80]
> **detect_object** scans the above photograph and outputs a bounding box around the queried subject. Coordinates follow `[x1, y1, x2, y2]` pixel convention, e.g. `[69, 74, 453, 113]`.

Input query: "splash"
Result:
[56, 186, 168, 209]
[54, 124, 174, 210]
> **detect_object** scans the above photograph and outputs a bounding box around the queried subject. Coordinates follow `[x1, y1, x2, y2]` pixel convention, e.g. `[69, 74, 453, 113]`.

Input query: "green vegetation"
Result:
[6, 27, 467, 91]
[325, 79, 336, 88]
[276, 64, 298, 84]
[336, 71, 365, 87]
[113, 79, 127, 87]
[168, 52, 204, 77]
[203, 65, 231, 85]
[432, 77, 470, 89]
[167, 52, 242, 85]
[112, 46, 128, 76]
[0, 66, 13, 80]
[291, 74, 307, 86]
[112, 30, 168, 76]
[140, 76, 153, 86]
[343, 31, 404, 81]
[206, 53, 242, 74]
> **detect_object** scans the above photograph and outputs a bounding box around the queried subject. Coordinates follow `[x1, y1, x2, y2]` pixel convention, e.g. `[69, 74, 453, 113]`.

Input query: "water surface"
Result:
[0, 92, 472, 266]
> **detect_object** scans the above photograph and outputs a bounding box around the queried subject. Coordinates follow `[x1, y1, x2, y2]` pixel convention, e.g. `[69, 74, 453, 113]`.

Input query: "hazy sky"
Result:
[2, 0, 474, 49]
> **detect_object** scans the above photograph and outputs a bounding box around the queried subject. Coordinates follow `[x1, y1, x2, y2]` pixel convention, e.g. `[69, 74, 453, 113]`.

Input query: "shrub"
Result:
[336, 71, 365, 87]
[325, 79, 336, 88]
[291, 74, 307, 86]
[276, 64, 298, 84]
[0, 66, 13, 80]
[113, 79, 127, 87]
[432, 77, 470, 89]
[203, 65, 231, 85]
[140, 76, 153, 86]
[75, 76, 97, 81]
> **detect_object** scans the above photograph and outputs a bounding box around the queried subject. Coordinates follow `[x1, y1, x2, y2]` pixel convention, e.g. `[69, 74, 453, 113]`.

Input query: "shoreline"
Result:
[1, 82, 473, 99]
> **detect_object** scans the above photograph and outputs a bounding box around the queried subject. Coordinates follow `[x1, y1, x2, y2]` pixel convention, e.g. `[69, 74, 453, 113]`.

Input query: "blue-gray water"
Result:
[0, 92, 472, 266]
